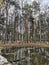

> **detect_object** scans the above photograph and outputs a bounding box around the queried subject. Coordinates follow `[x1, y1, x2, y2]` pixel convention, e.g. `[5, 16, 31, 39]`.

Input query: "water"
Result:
[15, 47, 49, 65]
[2, 47, 49, 65]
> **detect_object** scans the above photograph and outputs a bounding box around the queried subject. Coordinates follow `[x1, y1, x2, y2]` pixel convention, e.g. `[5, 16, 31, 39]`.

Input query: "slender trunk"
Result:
[22, 34, 23, 42]
[33, 19, 36, 41]
[45, 17, 47, 41]
[6, 0, 8, 43]
[19, 14, 21, 41]
[13, 6, 16, 41]
[39, 20, 41, 42]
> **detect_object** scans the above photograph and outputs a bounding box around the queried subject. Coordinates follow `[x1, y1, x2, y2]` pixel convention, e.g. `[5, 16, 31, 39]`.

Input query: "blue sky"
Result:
[40, 0, 49, 6]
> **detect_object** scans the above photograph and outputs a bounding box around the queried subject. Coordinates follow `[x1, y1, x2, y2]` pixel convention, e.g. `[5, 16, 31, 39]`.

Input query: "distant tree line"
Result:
[0, 0, 49, 43]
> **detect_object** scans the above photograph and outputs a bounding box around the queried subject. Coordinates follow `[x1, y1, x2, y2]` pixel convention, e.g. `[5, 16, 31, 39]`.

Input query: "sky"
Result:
[31, 0, 49, 6]
[0, 0, 49, 7]
[40, 0, 49, 6]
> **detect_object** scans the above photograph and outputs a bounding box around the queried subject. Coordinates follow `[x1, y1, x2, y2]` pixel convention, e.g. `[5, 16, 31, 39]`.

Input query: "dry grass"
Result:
[0, 42, 49, 48]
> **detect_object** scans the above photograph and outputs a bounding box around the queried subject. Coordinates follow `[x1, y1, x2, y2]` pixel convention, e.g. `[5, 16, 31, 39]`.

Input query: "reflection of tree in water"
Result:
[2, 47, 49, 65]
[20, 48, 49, 65]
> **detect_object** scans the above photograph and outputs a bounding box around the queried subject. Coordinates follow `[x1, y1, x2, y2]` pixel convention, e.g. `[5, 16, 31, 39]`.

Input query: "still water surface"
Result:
[2, 47, 49, 65]
[12, 47, 49, 65]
